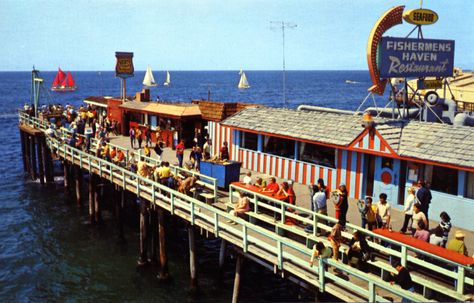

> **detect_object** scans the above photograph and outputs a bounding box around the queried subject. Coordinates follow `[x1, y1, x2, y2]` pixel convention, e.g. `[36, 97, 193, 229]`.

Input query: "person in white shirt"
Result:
[242, 172, 252, 185]
[375, 193, 391, 228]
[400, 187, 415, 233]
[411, 203, 427, 236]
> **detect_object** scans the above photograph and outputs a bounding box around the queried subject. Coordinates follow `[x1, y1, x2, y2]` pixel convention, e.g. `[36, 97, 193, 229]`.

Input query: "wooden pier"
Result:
[18, 112, 473, 302]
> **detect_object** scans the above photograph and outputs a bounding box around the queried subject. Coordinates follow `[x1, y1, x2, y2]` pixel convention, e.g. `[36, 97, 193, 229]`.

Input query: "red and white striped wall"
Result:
[208, 122, 366, 198]
[349, 128, 395, 155]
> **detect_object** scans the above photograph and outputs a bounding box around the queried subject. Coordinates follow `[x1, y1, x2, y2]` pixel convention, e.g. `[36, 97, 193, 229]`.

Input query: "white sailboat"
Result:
[238, 70, 250, 89]
[143, 66, 157, 87]
[163, 71, 171, 86]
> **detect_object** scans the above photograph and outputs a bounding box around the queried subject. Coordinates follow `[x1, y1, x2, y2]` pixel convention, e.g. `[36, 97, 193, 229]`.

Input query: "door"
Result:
[398, 160, 407, 205]
[364, 154, 375, 198]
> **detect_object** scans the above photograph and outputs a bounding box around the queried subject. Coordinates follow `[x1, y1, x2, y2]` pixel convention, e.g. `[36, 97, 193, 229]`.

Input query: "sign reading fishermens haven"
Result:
[115, 52, 134, 78]
[378, 37, 454, 78]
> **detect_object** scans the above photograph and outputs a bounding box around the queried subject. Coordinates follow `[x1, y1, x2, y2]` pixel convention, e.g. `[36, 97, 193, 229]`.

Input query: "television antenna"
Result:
[270, 21, 297, 108]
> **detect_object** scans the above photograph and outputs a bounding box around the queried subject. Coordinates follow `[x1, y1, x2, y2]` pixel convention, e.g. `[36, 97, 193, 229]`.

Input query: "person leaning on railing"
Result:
[227, 191, 250, 225]
[309, 241, 332, 268]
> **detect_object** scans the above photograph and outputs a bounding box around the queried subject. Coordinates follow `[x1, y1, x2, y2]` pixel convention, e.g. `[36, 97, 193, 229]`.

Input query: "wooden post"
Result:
[157, 208, 169, 280]
[115, 186, 125, 241]
[231, 255, 243, 303]
[63, 161, 69, 190]
[75, 166, 82, 207]
[94, 177, 102, 224]
[138, 198, 149, 266]
[42, 137, 54, 184]
[25, 133, 31, 178]
[218, 239, 227, 280]
[30, 135, 37, 180]
[37, 135, 45, 185]
[20, 131, 27, 173]
[188, 225, 198, 290]
[88, 174, 95, 224]
[150, 205, 158, 264]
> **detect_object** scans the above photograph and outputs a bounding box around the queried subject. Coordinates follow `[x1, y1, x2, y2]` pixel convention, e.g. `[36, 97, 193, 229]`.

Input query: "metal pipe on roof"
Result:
[364, 107, 420, 119]
[296, 105, 356, 115]
[453, 112, 474, 127]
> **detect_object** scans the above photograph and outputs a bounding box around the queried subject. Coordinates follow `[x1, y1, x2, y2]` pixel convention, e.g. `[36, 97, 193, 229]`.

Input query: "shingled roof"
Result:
[192, 100, 258, 122]
[221, 106, 474, 170]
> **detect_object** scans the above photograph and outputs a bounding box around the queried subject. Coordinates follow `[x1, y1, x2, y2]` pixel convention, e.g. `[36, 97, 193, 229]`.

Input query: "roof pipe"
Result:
[453, 112, 474, 127]
[364, 107, 420, 119]
[297, 105, 357, 115]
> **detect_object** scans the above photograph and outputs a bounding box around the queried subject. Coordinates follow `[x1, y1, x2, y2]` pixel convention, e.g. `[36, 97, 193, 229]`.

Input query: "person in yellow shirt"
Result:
[144, 144, 151, 157]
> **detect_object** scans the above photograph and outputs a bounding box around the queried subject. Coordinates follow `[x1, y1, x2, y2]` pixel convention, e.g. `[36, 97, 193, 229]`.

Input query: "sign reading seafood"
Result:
[403, 8, 438, 25]
[115, 52, 134, 78]
[378, 37, 454, 78]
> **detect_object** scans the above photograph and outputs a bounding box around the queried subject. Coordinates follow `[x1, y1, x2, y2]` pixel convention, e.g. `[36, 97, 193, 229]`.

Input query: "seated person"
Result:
[137, 160, 150, 179]
[157, 161, 173, 185]
[110, 147, 117, 160]
[178, 176, 199, 194]
[260, 177, 279, 195]
[413, 221, 430, 242]
[242, 172, 252, 185]
[429, 226, 444, 247]
[310, 241, 332, 267]
[447, 230, 469, 256]
[277, 181, 296, 205]
[115, 149, 125, 166]
[346, 231, 371, 269]
[228, 191, 250, 224]
[254, 177, 267, 189]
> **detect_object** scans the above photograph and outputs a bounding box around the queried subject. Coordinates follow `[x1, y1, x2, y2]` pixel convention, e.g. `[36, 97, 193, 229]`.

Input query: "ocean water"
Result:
[0, 71, 386, 302]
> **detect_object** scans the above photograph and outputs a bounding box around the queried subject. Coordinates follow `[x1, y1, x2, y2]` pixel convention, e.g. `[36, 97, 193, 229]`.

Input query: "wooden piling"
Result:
[157, 208, 169, 280]
[37, 136, 45, 185]
[20, 131, 27, 173]
[42, 136, 54, 184]
[63, 161, 69, 190]
[30, 136, 37, 180]
[75, 166, 82, 206]
[24, 133, 31, 178]
[188, 225, 198, 290]
[231, 255, 243, 303]
[138, 198, 150, 266]
[88, 174, 95, 224]
[115, 186, 125, 241]
[94, 177, 102, 224]
[150, 205, 158, 264]
[218, 239, 227, 280]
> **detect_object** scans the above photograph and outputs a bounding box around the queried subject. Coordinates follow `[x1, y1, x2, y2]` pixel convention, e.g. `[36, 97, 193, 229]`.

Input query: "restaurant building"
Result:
[214, 106, 474, 230]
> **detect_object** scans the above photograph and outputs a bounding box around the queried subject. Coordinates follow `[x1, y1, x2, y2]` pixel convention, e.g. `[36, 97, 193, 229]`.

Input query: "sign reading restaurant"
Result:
[378, 37, 454, 78]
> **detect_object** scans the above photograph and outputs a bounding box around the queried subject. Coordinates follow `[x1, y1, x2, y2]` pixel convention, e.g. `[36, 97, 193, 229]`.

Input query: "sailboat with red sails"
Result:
[51, 67, 77, 92]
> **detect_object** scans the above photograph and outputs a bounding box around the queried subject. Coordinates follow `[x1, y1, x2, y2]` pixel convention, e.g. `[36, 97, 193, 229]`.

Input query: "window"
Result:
[241, 131, 258, 151]
[263, 136, 295, 159]
[466, 172, 474, 199]
[425, 164, 458, 195]
[299, 142, 335, 168]
[381, 157, 393, 170]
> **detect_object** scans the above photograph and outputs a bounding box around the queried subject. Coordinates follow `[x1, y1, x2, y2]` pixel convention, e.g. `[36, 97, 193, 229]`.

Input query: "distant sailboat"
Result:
[143, 66, 157, 87]
[51, 67, 77, 92]
[238, 70, 250, 89]
[163, 71, 171, 86]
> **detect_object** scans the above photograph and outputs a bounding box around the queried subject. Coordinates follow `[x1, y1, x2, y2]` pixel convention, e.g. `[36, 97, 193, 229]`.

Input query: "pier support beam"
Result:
[138, 198, 150, 266]
[37, 136, 45, 185]
[218, 239, 227, 280]
[25, 133, 32, 178]
[115, 186, 125, 241]
[42, 136, 54, 184]
[150, 205, 158, 264]
[188, 225, 198, 290]
[63, 161, 70, 191]
[231, 254, 243, 303]
[74, 167, 82, 206]
[20, 131, 27, 173]
[88, 174, 96, 224]
[157, 208, 169, 280]
[30, 136, 37, 180]
[94, 177, 102, 224]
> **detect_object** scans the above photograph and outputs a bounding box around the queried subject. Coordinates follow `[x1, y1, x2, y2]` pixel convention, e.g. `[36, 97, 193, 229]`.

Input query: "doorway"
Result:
[364, 154, 375, 198]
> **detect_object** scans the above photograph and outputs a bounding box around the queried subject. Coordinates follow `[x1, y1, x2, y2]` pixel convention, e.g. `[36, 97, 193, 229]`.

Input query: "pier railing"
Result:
[229, 183, 473, 298]
[19, 112, 470, 302]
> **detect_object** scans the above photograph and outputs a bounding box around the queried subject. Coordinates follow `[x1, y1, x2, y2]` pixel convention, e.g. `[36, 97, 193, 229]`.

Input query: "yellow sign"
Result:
[403, 9, 438, 25]
[418, 79, 443, 89]
[115, 52, 134, 78]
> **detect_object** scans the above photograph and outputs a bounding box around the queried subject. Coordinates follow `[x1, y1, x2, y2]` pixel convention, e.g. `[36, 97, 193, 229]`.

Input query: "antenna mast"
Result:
[271, 21, 297, 108]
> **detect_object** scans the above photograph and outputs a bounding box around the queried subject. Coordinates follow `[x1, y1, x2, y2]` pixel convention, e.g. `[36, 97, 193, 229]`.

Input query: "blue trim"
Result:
[257, 134, 263, 152]
[458, 170, 466, 197]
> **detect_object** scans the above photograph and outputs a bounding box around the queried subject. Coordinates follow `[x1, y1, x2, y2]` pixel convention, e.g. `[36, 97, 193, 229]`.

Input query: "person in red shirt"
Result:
[220, 141, 229, 160]
[176, 139, 185, 167]
[261, 177, 279, 195]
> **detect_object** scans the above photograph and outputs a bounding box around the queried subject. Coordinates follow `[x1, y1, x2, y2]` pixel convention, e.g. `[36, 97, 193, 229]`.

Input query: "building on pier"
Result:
[213, 106, 474, 230]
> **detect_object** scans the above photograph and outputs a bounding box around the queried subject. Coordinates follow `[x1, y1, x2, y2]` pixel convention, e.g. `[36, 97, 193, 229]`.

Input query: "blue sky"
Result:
[1, 0, 472, 71]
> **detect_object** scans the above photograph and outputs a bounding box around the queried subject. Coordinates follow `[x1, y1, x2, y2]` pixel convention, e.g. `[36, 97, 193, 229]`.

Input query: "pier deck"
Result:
[18, 112, 474, 302]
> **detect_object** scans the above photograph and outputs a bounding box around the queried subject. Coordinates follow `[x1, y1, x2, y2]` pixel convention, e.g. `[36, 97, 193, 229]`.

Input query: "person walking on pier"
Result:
[375, 193, 391, 229]
[129, 127, 136, 149]
[438, 211, 452, 247]
[416, 180, 431, 225]
[338, 184, 348, 227]
[136, 127, 143, 149]
[176, 139, 185, 168]
[329, 222, 343, 261]
[400, 187, 415, 234]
